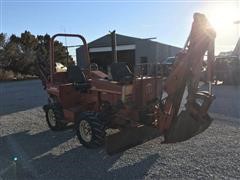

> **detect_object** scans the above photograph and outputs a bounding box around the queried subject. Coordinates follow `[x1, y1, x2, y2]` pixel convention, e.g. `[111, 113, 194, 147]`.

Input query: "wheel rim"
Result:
[79, 120, 92, 143]
[48, 109, 57, 127]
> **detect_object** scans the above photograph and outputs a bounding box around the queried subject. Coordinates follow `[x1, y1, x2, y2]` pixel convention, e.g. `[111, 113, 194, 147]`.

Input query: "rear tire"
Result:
[44, 103, 67, 131]
[75, 112, 106, 148]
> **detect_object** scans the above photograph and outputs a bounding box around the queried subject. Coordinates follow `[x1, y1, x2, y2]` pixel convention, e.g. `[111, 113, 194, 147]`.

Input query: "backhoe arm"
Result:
[159, 13, 216, 142]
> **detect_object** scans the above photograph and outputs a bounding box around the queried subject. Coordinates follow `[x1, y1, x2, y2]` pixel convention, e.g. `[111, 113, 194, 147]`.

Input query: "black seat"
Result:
[67, 65, 91, 91]
[110, 62, 134, 84]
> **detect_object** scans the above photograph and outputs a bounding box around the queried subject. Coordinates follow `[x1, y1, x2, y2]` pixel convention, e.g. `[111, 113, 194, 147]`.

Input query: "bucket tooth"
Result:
[105, 125, 161, 155]
[164, 110, 212, 143]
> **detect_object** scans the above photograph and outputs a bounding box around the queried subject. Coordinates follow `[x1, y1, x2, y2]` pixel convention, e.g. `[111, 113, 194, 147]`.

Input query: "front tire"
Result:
[75, 112, 106, 148]
[44, 103, 67, 131]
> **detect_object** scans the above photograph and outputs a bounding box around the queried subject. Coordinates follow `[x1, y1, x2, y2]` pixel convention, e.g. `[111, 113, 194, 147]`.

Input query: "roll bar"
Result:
[49, 33, 90, 83]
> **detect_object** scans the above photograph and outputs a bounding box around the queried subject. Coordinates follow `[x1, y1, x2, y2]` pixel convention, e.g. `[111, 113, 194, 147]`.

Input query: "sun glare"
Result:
[203, 2, 240, 53]
[205, 3, 240, 35]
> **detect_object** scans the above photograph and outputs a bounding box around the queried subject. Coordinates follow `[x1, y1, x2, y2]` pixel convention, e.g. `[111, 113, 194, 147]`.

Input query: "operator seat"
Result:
[67, 65, 91, 92]
[110, 62, 134, 84]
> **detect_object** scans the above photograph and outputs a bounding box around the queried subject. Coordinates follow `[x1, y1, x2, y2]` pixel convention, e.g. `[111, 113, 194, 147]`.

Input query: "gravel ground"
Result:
[0, 80, 240, 179]
[202, 84, 240, 119]
[0, 107, 240, 179]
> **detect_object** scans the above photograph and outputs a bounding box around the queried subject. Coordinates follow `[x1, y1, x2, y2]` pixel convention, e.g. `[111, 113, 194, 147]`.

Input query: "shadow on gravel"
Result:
[0, 129, 159, 179]
[33, 148, 159, 179]
[0, 129, 73, 179]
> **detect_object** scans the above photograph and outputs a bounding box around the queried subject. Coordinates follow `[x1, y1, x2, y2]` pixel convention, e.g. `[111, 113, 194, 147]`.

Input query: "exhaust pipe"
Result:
[110, 30, 117, 63]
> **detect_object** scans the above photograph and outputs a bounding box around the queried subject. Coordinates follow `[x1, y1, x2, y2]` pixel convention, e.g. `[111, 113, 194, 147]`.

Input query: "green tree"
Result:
[0, 33, 10, 69]
[3, 35, 22, 73]
[19, 31, 38, 75]
[35, 34, 73, 77]
[35, 34, 51, 79]
[1, 31, 73, 76]
[36, 34, 73, 66]
[3, 31, 38, 75]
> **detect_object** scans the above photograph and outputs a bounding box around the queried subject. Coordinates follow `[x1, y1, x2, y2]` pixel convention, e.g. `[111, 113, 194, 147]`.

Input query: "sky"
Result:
[1, 0, 240, 57]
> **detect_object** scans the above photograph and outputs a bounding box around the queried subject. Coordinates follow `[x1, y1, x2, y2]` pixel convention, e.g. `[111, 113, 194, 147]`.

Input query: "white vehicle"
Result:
[56, 62, 67, 72]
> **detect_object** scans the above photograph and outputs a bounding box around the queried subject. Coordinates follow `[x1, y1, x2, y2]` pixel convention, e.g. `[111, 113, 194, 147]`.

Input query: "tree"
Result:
[35, 34, 51, 79]
[3, 35, 22, 73]
[1, 31, 73, 76]
[2, 31, 38, 75]
[36, 34, 73, 66]
[35, 34, 73, 78]
[19, 31, 38, 75]
[0, 33, 10, 69]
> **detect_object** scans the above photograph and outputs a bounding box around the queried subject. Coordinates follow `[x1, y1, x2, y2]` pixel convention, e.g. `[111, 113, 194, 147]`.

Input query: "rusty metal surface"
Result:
[38, 15, 217, 154]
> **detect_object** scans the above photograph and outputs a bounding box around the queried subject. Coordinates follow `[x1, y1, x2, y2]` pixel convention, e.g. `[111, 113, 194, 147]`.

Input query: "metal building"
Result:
[76, 33, 181, 72]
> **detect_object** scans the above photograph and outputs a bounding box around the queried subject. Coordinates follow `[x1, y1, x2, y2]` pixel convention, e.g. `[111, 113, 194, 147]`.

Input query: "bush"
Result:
[15, 72, 25, 80]
[0, 69, 15, 80]
[0, 69, 36, 81]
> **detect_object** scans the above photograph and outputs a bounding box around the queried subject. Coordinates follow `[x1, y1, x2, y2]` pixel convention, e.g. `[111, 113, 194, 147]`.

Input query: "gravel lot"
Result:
[0, 80, 240, 179]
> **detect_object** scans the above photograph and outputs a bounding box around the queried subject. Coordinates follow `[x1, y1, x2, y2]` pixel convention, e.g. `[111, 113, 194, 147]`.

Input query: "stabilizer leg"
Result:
[105, 125, 161, 155]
